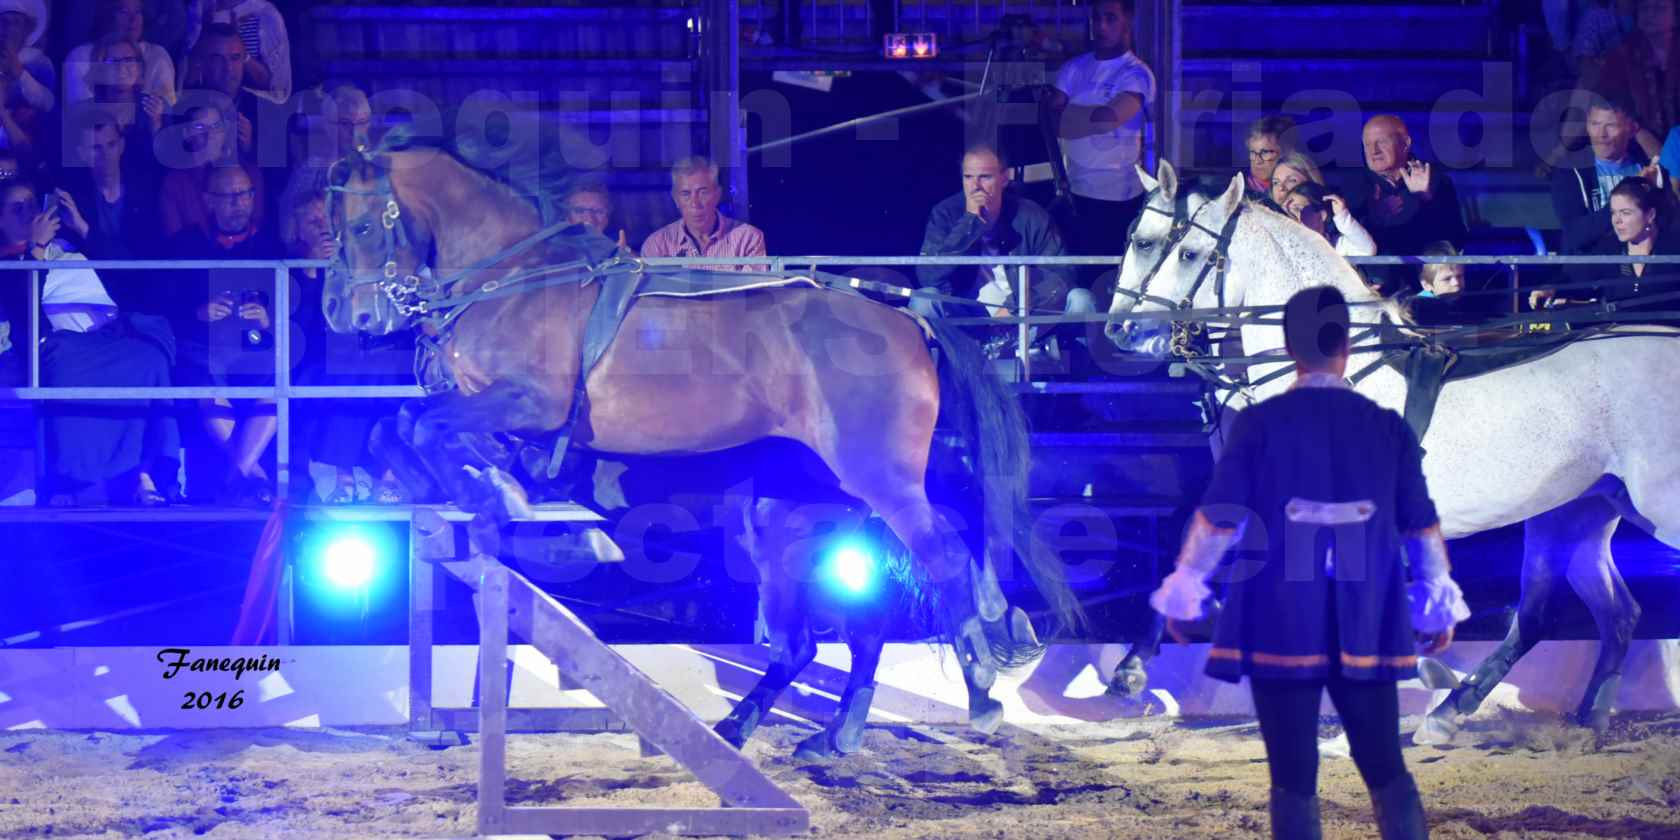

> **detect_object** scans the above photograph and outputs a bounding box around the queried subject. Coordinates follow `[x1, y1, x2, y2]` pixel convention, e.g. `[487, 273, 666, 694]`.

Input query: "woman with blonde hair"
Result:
[63, 0, 177, 108]
[88, 33, 164, 139]
[1268, 150, 1325, 208]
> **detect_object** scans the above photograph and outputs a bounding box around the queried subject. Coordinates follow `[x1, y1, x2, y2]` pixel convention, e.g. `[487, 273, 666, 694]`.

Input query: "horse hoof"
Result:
[1007, 606, 1039, 647]
[1413, 709, 1459, 746]
[1576, 708, 1611, 734]
[1417, 657, 1461, 691]
[714, 722, 747, 751]
[1106, 661, 1148, 699]
[969, 698, 1004, 736]
[957, 617, 997, 690]
[793, 733, 839, 762]
[483, 466, 534, 521]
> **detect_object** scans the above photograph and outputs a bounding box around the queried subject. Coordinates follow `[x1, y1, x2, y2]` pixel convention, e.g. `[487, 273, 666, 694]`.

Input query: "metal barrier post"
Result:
[274, 265, 291, 503]
[1509, 263, 1520, 315]
[1017, 265, 1031, 381]
[28, 269, 39, 388]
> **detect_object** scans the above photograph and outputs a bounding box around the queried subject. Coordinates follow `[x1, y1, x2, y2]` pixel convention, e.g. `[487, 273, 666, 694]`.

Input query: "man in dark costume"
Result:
[1150, 286, 1471, 839]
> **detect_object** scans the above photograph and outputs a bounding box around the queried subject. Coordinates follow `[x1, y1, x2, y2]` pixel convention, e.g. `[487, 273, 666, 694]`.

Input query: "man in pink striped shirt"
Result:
[640, 156, 767, 271]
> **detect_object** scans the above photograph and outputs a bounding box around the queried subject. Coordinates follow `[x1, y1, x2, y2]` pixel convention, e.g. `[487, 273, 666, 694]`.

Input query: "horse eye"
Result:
[354, 222, 372, 238]
[1132, 238, 1154, 252]
[1179, 249, 1199, 263]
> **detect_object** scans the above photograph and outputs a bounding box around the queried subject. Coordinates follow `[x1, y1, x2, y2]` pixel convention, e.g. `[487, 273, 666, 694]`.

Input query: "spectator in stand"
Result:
[1554, 96, 1660, 253]
[63, 0, 177, 110]
[560, 178, 632, 251]
[60, 111, 164, 321]
[1571, 0, 1638, 78]
[1547, 177, 1680, 318]
[0, 0, 55, 167]
[290, 83, 370, 170]
[328, 84, 371, 151]
[1281, 181, 1378, 258]
[181, 0, 289, 105]
[1658, 123, 1680, 194]
[915, 142, 1093, 358]
[278, 169, 409, 504]
[178, 23, 256, 159]
[61, 112, 161, 258]
[57, 1, 191, 69]
[84, 35, 167, 149]
[1038, 0, 1157, 276]
[641, 156, 766, 271]
[1268, 151, 1324, 210]
[1340, 115, 1467, 294]
[158, 102, 264, 237]
[1244, 115, 1296, 205]
[165, 164, 282, 506]
[1, 178, 181, 506]
[1404, 241, 1483, 327]
[1595, 0, 1679, 161]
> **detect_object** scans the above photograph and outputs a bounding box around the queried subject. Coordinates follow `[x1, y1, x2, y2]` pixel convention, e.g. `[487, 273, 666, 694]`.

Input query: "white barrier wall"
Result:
[0, 641, 1676, 731]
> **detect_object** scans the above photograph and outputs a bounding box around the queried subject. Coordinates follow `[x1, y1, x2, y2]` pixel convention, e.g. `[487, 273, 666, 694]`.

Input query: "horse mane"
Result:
[1235, 198, 1397, 325]
[374, 125, 545, 222]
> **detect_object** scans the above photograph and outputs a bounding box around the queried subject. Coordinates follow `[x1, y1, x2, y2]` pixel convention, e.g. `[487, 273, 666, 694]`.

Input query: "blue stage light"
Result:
[823, 541, 877, 599]
[321, 533, 377, 590]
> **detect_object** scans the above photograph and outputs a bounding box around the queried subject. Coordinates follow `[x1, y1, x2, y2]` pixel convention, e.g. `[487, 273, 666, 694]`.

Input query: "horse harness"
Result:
[1121, 187, 1246, 361]
[326, 151, 653, 480]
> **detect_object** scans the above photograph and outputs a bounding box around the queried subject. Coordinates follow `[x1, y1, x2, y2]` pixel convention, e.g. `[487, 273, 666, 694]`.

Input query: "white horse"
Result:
[1104, 160, 1680, 740]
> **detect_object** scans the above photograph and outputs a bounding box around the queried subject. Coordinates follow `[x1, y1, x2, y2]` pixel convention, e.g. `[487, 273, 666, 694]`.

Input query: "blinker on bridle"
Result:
[1118, 186, 1244, 358]
[325, 150, 437, 318]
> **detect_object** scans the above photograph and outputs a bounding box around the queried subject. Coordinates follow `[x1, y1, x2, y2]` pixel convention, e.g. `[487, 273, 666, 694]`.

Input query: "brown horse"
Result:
[321, 143, 1081, 753]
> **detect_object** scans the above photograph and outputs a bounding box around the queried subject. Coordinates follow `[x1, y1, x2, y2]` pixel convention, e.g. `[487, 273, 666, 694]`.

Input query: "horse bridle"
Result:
[1118, 186, 1246, 357]
[325, 152, 438, 319]
[325, 148, 616, 330]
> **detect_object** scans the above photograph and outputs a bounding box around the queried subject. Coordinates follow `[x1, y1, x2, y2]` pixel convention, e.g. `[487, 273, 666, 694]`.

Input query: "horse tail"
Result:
[922, 319, 1087, 659]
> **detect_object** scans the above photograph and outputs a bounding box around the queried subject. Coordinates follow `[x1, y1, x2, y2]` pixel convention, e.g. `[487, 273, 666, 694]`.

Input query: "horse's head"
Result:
[323, 147, 433, 335]
[1104, 160, 1247, 356]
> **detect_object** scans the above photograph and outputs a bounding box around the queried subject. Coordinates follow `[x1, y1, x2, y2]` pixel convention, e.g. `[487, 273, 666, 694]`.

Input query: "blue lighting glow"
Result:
[321, 534, 377, 590]
[822, 541, 877, 599]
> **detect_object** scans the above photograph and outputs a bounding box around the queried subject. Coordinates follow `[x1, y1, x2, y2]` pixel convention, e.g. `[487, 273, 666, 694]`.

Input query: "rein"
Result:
[1113, 186, 1246, 379]
[325, 148, 593, 330]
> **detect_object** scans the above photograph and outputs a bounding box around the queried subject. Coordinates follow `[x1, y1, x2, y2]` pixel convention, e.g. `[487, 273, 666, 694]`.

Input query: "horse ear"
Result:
[1217, 172, 1245, 215]
[1155, 159, 1179, 200]
[1136, 163, 1158, 196]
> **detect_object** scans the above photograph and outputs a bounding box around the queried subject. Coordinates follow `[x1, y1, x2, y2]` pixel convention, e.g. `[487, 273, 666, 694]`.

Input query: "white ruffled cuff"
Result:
[1409, 575, 1471, 634]
[1150, 569, 1213, 621]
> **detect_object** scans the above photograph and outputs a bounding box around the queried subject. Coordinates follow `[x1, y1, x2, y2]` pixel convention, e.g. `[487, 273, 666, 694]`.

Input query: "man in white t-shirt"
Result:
[1039, 0, 1155, 283]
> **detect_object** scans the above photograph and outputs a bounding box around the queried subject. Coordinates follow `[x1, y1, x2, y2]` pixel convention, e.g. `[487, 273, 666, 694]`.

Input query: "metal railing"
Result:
[5, 252, 1675, 501]
[1, 258, 389, 504]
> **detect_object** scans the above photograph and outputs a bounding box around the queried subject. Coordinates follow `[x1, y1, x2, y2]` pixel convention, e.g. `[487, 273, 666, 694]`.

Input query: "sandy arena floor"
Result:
[1, 712, 1678, 839]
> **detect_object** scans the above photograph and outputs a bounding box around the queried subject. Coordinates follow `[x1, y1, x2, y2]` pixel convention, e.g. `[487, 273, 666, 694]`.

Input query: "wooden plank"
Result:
[407, 516, 441, 732]
[501, 806, 809, 837]
[476, 563, 510, 835]
[426, 536, 808, 836]
[429, 707, 630, 733]
[503, 572, 803, 811]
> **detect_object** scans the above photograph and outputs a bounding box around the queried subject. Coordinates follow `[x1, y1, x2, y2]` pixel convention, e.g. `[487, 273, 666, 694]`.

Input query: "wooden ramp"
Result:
[408, 507, 809, 837]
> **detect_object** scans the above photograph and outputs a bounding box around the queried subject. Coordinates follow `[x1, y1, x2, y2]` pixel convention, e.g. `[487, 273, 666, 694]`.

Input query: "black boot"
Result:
[1268, 787, 1321, 840]
[1369, 773, 1428, 840]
